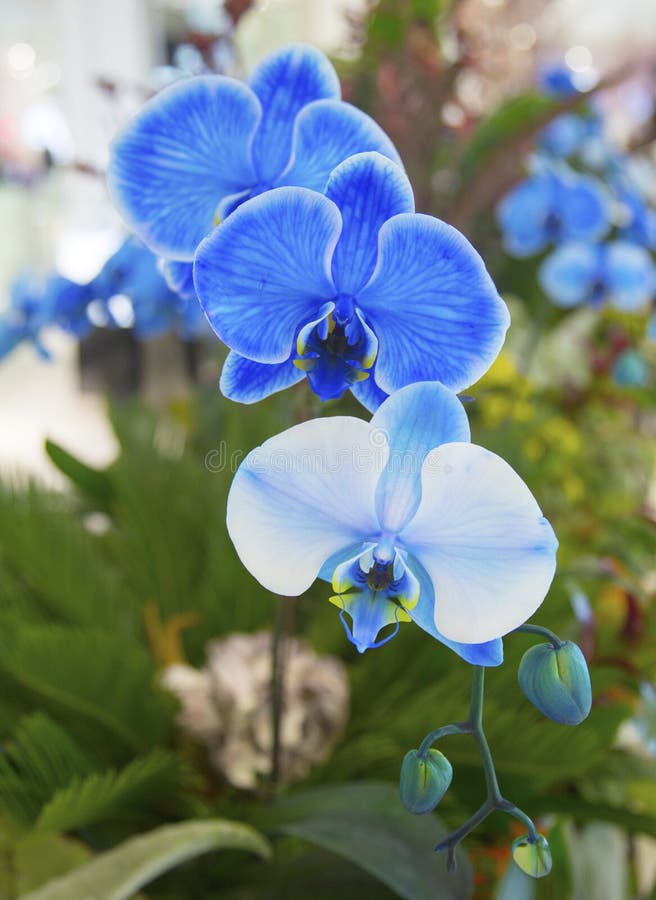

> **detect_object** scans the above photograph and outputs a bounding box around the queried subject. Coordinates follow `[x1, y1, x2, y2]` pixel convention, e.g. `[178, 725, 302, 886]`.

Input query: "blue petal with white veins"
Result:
[278, 99, 402, 192]
[248, 44, 340, 184]
[220, 351, 304, 403]
[357, 214, 510, 394]
[350, 373, 389, 413]
[108, 76, 261, 260]
[194, 187, 341, 363]
[326, 152, 414, 296]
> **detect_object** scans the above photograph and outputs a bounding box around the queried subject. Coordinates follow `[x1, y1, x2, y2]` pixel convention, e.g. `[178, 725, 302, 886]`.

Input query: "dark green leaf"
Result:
[268, 782, 473, 900]
[44, 440, 113, 506]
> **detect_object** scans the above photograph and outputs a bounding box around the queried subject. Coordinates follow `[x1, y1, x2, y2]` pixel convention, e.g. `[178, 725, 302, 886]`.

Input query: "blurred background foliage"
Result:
[1, 0, 655, 898]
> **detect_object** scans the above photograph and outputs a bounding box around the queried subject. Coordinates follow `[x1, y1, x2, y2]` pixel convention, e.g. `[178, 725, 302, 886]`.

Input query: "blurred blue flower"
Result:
[88, 237, 200, 339]
[539, 241, 656, 310]
[226, 381, 557, 658]
[539, 113, 600, 159]
[537, 63, 582, 98]
[497, 167, 610, 258]
[194, 152, 509, 409]
[47, 275, 93, 338]
[108, 43, 400, 261]
[648, 313, 656, 342]
[0, 272, 54, 360]
[612, 349, 650, 387]
[616, 186, 656, 249]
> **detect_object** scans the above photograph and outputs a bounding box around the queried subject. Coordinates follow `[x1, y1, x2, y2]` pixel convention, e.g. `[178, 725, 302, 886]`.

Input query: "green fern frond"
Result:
[35, 749, 187, 833]
[0, 713, 95, 826]
[0, 625, 175, 759]
[0, 484, 132, 631]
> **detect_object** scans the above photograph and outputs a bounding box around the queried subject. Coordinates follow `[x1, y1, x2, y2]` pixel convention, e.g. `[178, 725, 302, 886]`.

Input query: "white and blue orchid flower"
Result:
[194, 151, 510, 410]
[107, 43, 400, 262]
[226, 382, 558, 664]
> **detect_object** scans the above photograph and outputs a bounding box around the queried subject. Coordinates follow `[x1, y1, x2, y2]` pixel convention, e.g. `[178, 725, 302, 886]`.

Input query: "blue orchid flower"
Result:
[108, 43, 400, 262]
[88, 237, 207, 339]
[47, 276, 94, 338]
[539, 114, 600, 159]
[194, 151, 509, 410]
[537, 63, 582, 99]
[617, 186, 656, 250]
[539, 241, 656, 311]
[0, 273, 58, 360]
[226, 381, 557, 662]
[497, 166, 610, 258]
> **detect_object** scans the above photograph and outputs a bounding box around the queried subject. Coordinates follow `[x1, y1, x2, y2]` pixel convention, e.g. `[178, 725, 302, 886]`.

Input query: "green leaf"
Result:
[0, 824, 91, 900]
[20, 820, 271, 900]
[458, 92, 560, 181]
[35, 749, 187, 832]
[0, 714, 95, 826]
[267, 782, 473, 900]
[44, 439, 114, 506]
[529, 795, 656, 838]
[0, 626, 174, 756]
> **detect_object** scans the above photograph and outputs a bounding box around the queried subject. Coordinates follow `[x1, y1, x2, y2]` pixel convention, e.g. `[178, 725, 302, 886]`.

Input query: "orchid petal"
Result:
[227, 417, 384, 595]
[358, 214, 509, 394]
[108, 76, 261, 259]
[326, 152, 414, 295]
[194, 187, 341, 363]
[401, 443, 557, 644]
[248, 44, 340, 183]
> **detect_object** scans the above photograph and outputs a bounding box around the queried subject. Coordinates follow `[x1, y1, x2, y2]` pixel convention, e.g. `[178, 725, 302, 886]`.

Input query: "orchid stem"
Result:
[419, 665, 539, 866]
[270, 595, 295, 787]
[514, 622, 564, 649]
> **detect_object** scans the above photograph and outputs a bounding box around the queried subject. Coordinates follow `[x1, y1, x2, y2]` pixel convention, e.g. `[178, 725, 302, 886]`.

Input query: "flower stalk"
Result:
[419, 665, 539, 870]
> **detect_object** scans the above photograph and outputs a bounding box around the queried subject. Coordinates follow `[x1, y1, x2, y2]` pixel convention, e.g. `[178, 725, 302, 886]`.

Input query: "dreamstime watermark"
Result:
[204, 427, 455, 476]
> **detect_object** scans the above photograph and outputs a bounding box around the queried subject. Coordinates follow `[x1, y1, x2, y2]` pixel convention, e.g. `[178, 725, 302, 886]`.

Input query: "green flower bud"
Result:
[512, 834, 552, 878]
[399, 748, 452, 815]
[518, 640, 592, 725]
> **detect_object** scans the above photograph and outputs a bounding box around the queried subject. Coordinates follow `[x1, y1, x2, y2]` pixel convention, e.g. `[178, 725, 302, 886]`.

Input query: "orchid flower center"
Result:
[544, 211, 562, 239]
[293, 297, 378, 401]
[329, 541, 419, 654]
[589, 278, 606, 306]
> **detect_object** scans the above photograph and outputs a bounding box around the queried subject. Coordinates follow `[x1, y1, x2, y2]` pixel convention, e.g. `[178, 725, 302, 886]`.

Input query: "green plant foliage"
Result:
[0, 626, 175, 757]
[20, 819, 271, 900]
[458, 93, 560, 183]
[265, 782, 472, 900]
[0, 713, 188, 833]
[0, 714, 95, 827]
[35, 749, 187, 833]
[0, 823, 91, 900]
[44, 439, 114, 507]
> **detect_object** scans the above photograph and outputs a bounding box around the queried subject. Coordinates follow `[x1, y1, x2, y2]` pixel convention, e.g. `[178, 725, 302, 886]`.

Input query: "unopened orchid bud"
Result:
[519, 640, 591, 725]
[399, 748, 452, 815]
[512, 834, 552, 878]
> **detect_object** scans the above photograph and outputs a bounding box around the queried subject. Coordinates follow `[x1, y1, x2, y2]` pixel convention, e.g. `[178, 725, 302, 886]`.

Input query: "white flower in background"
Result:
[162, 631, 349, 789]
